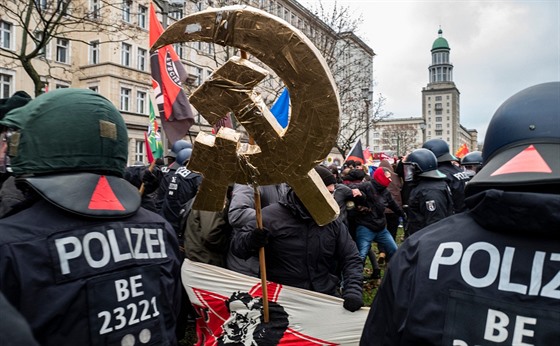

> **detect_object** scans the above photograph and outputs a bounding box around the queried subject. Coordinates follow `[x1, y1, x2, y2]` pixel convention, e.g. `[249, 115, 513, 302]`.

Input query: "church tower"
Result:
[422, 28, 461, 152]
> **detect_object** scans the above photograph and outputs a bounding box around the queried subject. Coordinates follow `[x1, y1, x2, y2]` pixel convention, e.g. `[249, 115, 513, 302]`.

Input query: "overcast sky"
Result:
[303, 0, 560, 141]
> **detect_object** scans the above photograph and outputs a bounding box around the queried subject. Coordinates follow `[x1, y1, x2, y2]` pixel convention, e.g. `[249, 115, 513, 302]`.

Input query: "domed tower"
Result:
[422, 28, 461, 153]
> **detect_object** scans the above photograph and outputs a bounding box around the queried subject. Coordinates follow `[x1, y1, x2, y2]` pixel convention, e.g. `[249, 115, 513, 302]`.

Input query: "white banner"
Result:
[181, 259, 369, 345]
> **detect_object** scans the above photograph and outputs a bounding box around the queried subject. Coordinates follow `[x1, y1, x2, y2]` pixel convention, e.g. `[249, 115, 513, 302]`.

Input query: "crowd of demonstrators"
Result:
[0, 89, 182, 345]
[361, 82, 560, 345]
[351, 167, 406, 263]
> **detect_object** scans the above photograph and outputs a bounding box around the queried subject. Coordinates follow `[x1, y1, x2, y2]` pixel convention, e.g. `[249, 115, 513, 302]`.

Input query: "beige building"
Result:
[370, 28, 478, 157]
[0, 0, 374, 166]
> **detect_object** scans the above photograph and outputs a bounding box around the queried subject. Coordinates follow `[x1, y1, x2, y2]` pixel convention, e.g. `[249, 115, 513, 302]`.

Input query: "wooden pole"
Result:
[254, 185, 269, 323]
[241, 48, 269, 322]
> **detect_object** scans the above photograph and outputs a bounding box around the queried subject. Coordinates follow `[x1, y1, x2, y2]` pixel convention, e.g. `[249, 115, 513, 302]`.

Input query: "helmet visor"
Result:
[403, 163, 417, 182]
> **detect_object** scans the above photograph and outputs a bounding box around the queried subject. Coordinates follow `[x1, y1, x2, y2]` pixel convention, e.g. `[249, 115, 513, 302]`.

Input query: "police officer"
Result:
[423, 138, 470, 213]
[403, 148, 453, 235]
[460, 150, 483, 180]
[0, 89, 182, 345]
[154, 139, 192, 211]
[360, 82, 560, 345]
[159, 147, 202, 238]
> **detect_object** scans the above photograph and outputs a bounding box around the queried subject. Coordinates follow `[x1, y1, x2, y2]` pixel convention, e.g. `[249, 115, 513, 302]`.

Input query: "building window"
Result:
[137, 91, 147, 114]
[0, 73, 13, 98]
[435, 96, 442, 101]
[435, 103, 442, 110]
[138, 5, 147, 29]
[436, 124, 442, 129]
[35, 0, 48, 10]
[435, 130, 443, 136]
[120, 87, 131, 111]
[121, 43, 131, 66]
[56, 38, 69, 63]
[55, 84, 69, 89]
[137, 48, 146, 70]
[88, 85, 99, 93]
[90, 0, 100, 19]
[435, 116, 442, 122]
[35, 31, 49, 58]
[169, 9, 183, 20]
[89, 40, 99, 64]
[135, 140, 145, 163]
[122, 1, 131, 22]
[1, 21, 13, 50]
[196, 67, 203, 86]
[55, 0, 70, 15]
[173, 43, 182, 59]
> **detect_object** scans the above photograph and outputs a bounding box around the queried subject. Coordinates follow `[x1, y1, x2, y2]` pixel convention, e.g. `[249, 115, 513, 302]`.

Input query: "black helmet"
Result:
[461, 151, 483, 166]
[0, 88, 140, 217]
[466, 82, 560, 196]
[422, 138, 458, 163]
[403, 148, 446, 181]
[176, 148, 193, 165]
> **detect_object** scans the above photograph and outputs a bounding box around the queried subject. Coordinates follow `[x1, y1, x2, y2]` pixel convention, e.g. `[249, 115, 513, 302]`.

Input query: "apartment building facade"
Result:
[0, 0, 375, 166]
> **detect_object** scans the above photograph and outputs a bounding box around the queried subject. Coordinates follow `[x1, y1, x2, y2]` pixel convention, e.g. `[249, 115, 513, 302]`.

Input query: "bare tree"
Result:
[379, 124, 420, 157]
[0, 0, 143, 96]
[306, 0, 392, 158]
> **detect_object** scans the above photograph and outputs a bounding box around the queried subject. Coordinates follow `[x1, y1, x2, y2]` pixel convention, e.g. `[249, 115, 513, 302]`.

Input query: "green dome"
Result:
[431, 28, 450, 51]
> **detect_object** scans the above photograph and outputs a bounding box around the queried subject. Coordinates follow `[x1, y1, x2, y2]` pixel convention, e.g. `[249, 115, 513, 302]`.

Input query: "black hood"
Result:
[466, 189, 560, 238]
[279, 188, 314, 222]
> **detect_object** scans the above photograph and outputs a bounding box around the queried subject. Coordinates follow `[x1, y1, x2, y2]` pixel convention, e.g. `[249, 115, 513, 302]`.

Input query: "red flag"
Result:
[144, 132, 154, 164]
[345, 139, 365, 164]
[455, 143, 469, 159]
[149, 3, 194, 144]
[363, 147, 373, 164]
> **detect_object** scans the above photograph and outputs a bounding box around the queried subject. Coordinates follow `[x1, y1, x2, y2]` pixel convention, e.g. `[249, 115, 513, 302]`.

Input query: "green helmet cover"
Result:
[0, 88, 128, 177]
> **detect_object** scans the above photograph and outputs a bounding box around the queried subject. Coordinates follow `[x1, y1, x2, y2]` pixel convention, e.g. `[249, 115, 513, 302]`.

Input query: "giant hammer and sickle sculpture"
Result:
[152, 6, 340, 225]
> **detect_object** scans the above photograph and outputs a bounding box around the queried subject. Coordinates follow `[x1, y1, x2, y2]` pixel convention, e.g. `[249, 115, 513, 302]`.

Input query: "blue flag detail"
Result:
[270, 88, 290, 128]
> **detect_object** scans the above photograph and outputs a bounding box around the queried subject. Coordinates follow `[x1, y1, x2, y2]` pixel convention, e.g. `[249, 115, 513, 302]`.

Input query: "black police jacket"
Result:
[438, 162, 470, 213]
[159, 166, 202, 234]
[360, 189, 560, 345]
[406, 178, 454, 235]
[0, 199, 182, 346]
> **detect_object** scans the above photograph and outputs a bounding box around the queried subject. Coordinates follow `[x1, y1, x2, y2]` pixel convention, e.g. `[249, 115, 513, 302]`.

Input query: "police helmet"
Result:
[461, 151, 483, 166]
[422, 138, 458, 163]
[403, 148, 446, 181]
[165, 140, 192, 159]
[466, 82, 560, 196]
[176, 148, 193, 165]
[0, 88, 140, 217]
[0, 88, 128, 177]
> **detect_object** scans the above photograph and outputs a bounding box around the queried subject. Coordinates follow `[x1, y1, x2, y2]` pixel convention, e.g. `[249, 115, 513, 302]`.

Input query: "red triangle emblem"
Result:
[88, 176, 125, 211]
[491, 145, 552, 176]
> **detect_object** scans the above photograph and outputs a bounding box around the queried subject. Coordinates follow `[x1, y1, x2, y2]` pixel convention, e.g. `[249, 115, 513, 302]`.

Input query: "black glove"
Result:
[141, 168, 159, 194]
[343, 295, 363, 312]
[249, 228, 269, 249]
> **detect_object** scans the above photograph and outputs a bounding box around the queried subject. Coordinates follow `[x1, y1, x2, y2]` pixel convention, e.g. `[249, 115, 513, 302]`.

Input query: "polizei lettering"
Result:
[429, 242, 560, 299]
[53, 227, 168, 277]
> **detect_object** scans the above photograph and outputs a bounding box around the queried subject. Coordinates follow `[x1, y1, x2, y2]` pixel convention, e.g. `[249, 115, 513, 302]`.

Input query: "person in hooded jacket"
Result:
[352, 167, 406, 262]
[360, 82, 560, 345]
[377, 159, 403, 264]
[230, 165, 364, 312]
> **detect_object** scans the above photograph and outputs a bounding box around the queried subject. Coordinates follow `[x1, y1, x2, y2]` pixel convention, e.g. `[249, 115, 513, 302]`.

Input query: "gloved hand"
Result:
[249, 228, 269, 249]
[343, 295, 363, 312]
[141, 168, 159, 194]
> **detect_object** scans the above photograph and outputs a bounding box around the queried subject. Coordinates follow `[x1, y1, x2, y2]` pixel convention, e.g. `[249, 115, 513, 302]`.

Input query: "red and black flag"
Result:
[149, 3, 194, 144]
[345, 139, 365, 165]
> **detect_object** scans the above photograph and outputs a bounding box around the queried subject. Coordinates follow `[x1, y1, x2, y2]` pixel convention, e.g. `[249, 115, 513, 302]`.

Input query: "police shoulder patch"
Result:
[426, 200, 437, 212]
